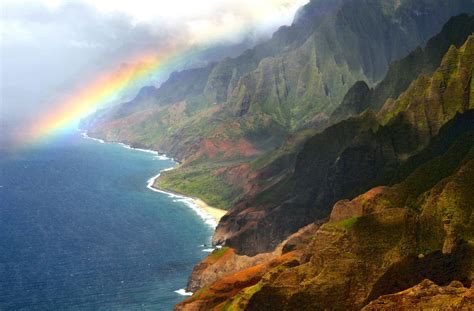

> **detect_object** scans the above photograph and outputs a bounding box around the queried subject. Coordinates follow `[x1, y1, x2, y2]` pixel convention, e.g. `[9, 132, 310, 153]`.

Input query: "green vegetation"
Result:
[85, 9, 474, 298]
[336, 217, 359, 230]
[157, 167, 236, 210]
[221, 281, 264, 311]
[332, 14, 474, 122]
[209, 247, 230, 261]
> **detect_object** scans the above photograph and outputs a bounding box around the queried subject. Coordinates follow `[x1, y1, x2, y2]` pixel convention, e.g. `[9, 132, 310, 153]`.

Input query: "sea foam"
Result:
[174, 289, 193, 296]
[146, 173, 218, 229]
[80, 131, 105, 144]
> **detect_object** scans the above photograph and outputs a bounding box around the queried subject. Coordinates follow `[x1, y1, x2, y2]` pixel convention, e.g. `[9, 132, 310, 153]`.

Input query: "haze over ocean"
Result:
[0, 130, 213, 310]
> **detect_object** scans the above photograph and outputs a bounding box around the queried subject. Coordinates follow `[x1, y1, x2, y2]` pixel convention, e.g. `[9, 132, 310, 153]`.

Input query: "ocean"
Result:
[0, 130, 213, 310]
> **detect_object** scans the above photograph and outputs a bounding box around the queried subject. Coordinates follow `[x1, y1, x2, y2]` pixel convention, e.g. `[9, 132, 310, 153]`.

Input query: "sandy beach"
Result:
[192, 198, 227, 223]
[81, 131, 227, 227]
[145, 170, 227, 228]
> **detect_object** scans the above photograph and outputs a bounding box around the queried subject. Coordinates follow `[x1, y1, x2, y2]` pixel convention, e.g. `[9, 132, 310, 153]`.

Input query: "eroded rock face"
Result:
[177, 118, 474, 310]
[186, 223, 319, 293]
[363, 279, 474, 310]
[175, 252, 302, 311]
[186, 248, 276, 293]
[175, 223, 319, 310]
[214, 35, 474, 256]
[329, 186, 388, 222]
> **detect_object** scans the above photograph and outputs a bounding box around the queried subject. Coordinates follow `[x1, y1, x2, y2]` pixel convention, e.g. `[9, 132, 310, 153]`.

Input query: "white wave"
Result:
[174, 289, 193, 296]
[133, 147, 159, 155]
[80, 131, 105, 144]
[202, 248, 215, 252]
[146, 170, 218, 229]
[116, 143, 174, 159]
[118, 142, 131, 149]
[154, 155, 170, 160]
[80, 130, 173, 159]
[79, 130, 217, 229]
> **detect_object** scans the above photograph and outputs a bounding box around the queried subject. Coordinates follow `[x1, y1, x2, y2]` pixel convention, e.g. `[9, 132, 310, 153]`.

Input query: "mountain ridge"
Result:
[81, 4, 474, 309]
[175, 35, 474, 306]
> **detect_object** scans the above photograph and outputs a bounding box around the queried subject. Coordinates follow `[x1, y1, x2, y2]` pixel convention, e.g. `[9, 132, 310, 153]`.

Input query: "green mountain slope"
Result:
[175, 41, 474, 309]
[214, 34, 474, 255]
[150, 12, 474, 214]
[332, 13, 474, 121]
[87, 1, 474, 157]
[242, 132, 474, 310]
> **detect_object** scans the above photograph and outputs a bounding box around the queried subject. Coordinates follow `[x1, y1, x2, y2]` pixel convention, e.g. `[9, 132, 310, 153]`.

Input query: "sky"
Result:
[0, 0, 308, 126]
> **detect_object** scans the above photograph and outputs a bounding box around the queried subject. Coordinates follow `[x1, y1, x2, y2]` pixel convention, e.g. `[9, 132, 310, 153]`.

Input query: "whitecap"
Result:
[174, 289, 193, 296]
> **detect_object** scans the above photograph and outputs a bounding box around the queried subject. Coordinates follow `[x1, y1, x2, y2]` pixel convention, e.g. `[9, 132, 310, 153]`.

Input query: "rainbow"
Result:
[17, 48, 190, 147]
[15, 2, 306, 148]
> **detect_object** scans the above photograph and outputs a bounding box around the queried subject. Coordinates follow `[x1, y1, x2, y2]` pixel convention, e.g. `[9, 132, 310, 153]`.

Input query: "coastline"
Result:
[146, 172, 227, 228]
[193, 198, 227, 224]
[80, 130, 227, 228]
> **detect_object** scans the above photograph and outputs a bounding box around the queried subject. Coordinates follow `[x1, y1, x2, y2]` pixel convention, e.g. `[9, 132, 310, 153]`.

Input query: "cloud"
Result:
[0, 0, 308, 122]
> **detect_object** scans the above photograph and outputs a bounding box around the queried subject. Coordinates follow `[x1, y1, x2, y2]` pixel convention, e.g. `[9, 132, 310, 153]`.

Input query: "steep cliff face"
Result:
[229, 1, 474, 128]
[174, 31, 474, 309]
[85, 3, 474, 217]
[178, 109, 474, 310]
[331, 13, 474, 121]
[156, 12, 474, 215]
[80, 6, 474, 308]
[214, 36, 474, 255]
[244, 135, 474, 310]
[87, 1, 474, 154]
[362, 280, 474, 310]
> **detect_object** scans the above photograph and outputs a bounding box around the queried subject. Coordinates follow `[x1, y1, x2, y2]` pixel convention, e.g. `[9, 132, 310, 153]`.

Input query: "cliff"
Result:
[175, 34, 474, 309]
[86, 3, 474, 209]
[80, 3, 474, 309]
[214, 34, 474, 255]
[363, 279, 474, 310]
[177, 109, 474, 310]
[331, 13, 474, 121]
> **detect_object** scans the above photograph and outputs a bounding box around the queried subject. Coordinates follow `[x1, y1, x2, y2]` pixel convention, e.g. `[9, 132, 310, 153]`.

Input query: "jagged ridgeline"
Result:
[85, 3, 474, 214]
[85, 0, 474, 158]
[215, 29, 474, 256]
[175, 33, 474, 311]
[80, 0, 474, 309]
[332, 12, 474, 121]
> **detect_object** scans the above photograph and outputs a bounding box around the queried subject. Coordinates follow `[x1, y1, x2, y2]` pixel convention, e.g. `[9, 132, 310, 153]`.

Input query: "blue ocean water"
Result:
[0, 131, 213, 310]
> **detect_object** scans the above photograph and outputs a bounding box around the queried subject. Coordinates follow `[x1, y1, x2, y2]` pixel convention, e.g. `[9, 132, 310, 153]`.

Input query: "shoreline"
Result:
[146, 172, 227, 228]
[80, 129, 227, 228]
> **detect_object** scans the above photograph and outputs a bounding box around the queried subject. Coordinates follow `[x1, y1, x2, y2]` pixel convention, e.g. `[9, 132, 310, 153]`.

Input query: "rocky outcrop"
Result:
[186, 223, 319, 293]
[186, 247, 275, 293]
[329, 186, 388, 222]
[186, 122, 473, 310]
[176, 224, 319, 311]
[214, 35, 474, 256]
[363, 279, 474, 310]
[175, 251, 301, 311]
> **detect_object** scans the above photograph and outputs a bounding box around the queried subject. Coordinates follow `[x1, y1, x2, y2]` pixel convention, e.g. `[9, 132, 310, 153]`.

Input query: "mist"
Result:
[0, 0, 308, 128]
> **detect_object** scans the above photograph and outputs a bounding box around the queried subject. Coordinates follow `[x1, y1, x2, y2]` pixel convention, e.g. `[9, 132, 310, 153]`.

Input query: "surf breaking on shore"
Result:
[80, 130, 226, 229]
[80, 129, 228, 298]
[146, 173, 227, 229]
